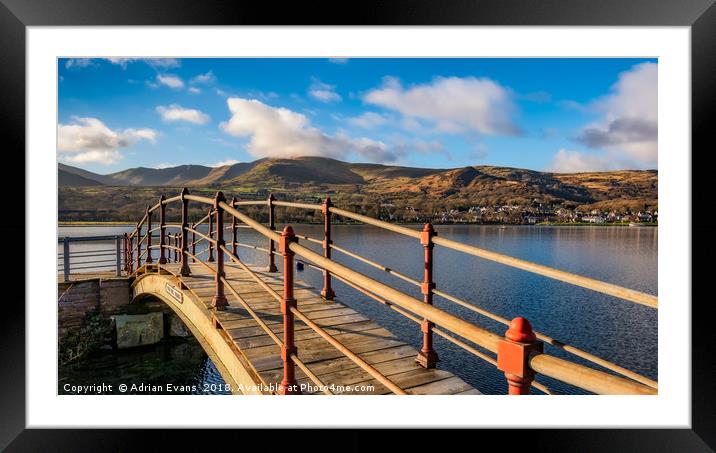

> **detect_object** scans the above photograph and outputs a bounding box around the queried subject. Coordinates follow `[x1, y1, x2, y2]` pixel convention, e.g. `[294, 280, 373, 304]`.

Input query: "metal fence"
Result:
[58, 235, 124, 281]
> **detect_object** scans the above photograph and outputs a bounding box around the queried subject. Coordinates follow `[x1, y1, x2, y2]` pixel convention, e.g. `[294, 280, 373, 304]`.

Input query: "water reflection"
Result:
[59, 338, 230, 395]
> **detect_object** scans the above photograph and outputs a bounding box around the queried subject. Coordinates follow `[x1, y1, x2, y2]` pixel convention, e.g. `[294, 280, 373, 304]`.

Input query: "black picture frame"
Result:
[2, 0, 714, 450]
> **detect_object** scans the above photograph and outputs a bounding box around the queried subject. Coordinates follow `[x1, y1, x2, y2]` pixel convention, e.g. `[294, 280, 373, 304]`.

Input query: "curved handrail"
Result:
[432, 235, 657, 308]
[186, 227, 217, 245]
[219, 243, 405, 395]
[273, 200, 323, 211]
[312, 261, 557, 394]
[290, 238, 655, 394]
[222, 201, 501, 352]
[129, 190, 658, 395]
[161, 195, 181, 205]
[233, 200, 267, 207]
[175, 245, 377, 394]
[233, 242, 272, 254]
[326, 206, 657, 308]
[330, 206, 421, 238]
[289, 232, 656, 388]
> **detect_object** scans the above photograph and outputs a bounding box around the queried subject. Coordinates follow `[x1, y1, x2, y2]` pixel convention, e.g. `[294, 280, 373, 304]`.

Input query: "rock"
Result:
[168, 312, 192, 338]
[115, 312, 164, 349]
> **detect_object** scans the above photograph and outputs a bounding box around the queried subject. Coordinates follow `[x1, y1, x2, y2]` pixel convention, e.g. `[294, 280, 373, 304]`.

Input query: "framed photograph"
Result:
[4, 0, 714, 449]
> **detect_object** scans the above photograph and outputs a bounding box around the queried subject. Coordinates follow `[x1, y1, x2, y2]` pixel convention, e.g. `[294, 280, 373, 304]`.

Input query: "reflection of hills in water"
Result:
[58, 337, 228, 395]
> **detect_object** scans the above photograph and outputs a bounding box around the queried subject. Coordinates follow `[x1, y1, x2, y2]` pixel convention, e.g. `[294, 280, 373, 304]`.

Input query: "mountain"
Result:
[58, 163, 111, 185]
[107, 165, 215, 186]
[59, 161, 259, 187]
[188, 161, 263, 186]
[58, 157, 657, 221]
[224, 157, 367, 186]
[57, 157, 445, 187]
[59, 168, 104, 187]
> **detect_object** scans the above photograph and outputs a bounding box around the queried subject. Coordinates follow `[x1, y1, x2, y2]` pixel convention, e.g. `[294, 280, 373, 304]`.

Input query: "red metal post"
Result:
[207, 207, 215, 262]
[267, 194, 278, 272]
[497, 317, 543, 395]
[416, 223, 439, 369]
[145, 206, 153, 264]
[231, 196, 238, 256]
[191, 223, 196, 263]
[135, 223, 141, 270]
[158, 195, 167, 265]
[278, 225, 300, 394]
[211, 191, 229, 310]
[180, 188, 191, 276]
[320, 197, 336, 300]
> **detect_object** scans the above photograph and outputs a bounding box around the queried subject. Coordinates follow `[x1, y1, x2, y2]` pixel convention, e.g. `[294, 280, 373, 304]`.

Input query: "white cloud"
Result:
[248, 91, 279, 100]
[220, 97, 397, 162]
[156, 74, 184, 89]
[547, 148, 622, 173]
[63, 150, 123, 165]
[347, 112, 391, 129]
[106, 58, 180, 69]
[364, 76, 521, 135]
[123, 128, 158, 142]
[308, 78, 342, 103]
[575, 62, 657, 167]
[156, 104, 210, 125]
[190, 70, 216, 85]
[400, 117, 423, 131]
[58, 117, 157, 165]
[156, 163, 177, 169]
[188, 87, 201, 94]
[209, 159, 241, 167]
[64, 58, 94, 69]
[392, 137, 447, 159]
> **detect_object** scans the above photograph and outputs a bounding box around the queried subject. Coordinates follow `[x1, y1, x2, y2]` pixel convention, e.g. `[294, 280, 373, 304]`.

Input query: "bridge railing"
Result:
[58, 235, 123, 282]
[127, 189, 658, 395]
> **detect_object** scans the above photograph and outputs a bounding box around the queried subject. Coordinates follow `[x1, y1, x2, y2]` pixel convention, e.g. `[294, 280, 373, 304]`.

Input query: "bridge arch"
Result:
[131, 270, 268, 394]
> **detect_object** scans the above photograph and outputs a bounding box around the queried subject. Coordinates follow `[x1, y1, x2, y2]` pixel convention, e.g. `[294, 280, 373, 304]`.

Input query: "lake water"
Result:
[58, 224, 657, 395]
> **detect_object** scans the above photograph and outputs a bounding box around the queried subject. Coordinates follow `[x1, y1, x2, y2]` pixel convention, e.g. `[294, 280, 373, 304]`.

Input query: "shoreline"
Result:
[59, 221, 137, 226]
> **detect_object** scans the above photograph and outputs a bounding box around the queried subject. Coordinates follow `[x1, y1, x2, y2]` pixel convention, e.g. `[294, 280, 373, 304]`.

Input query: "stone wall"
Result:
[58, 279, 101, 341]
[99, 279, 132, 317]
[58, 277, 193, 359]
[58, 277, 134, 341]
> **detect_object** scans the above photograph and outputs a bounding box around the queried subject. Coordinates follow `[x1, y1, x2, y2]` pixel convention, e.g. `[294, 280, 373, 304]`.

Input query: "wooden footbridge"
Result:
[118, 189, 658, 395]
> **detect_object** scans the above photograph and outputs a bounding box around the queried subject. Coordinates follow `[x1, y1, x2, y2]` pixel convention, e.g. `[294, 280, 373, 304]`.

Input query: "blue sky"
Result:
[58, 58, 657, 174]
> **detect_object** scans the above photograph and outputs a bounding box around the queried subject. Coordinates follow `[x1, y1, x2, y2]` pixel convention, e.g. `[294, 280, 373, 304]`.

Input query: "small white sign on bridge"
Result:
[165, 282, 183, 304]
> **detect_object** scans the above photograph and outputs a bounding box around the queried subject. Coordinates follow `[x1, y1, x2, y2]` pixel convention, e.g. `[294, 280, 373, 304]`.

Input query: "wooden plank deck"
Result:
[160, 261, 479, 395]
